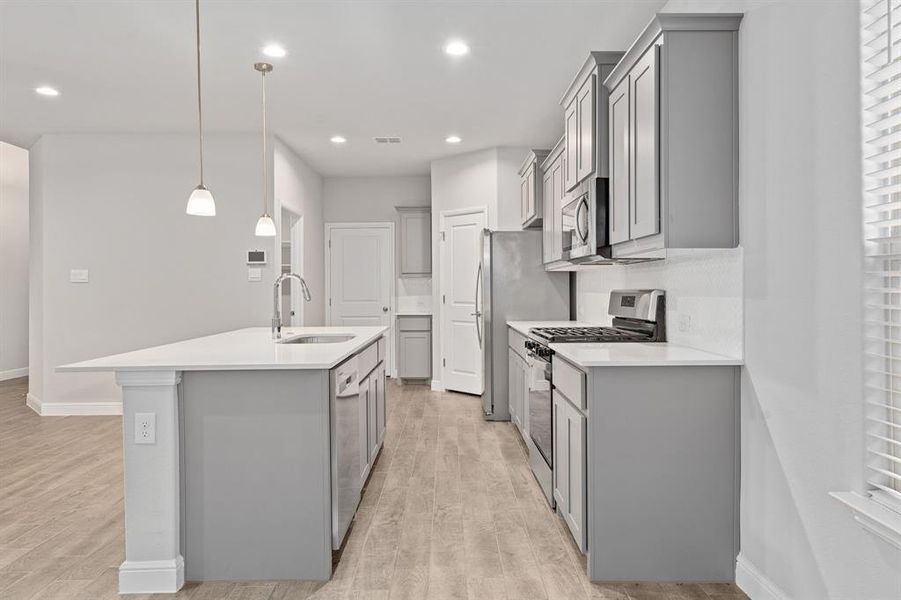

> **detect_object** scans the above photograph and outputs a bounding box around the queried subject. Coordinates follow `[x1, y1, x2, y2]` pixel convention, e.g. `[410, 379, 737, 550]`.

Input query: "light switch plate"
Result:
[69, 269, 89, 283]
[134, 412, 156, 444]
[248, 267, 262, 282]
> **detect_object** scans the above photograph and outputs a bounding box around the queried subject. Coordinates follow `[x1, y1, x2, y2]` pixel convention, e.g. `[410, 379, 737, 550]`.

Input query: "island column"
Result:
[115, 370, 184, 594]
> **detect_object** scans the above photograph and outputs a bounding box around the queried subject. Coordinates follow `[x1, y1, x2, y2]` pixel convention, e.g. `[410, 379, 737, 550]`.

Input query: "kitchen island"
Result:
[58, 326, 388, 594]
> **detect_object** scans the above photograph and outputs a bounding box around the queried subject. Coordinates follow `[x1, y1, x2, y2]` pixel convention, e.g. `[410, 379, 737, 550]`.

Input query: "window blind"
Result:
[863, 0, 901, 510]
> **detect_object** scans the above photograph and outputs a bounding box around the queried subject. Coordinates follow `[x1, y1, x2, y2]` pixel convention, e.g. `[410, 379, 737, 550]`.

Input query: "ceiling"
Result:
[0, 0, 665, 176]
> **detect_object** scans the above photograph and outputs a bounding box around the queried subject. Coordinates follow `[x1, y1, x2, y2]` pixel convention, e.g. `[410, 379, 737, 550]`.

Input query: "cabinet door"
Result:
[376, 364, 386, 444]
[520, 174, 530, 225]
[564, 402, 587, 553]
[526, 164, 541, 224]
[609, 75, 631, 245]
[368, 374, 379, 461]
[552, 155, 565, 261]
[520, 354, 530, 436]
[399, 331, 431, 378]
[576, 76, 596, 183]
[508, 350, 520, 427]
[542, 165, 555, 263]
[398, 208, 432, 277]
[553, 391, 569, 515]
[564, 100, 579, 191]
[358, 375, 370, 482]
[630, 46, 660, 240]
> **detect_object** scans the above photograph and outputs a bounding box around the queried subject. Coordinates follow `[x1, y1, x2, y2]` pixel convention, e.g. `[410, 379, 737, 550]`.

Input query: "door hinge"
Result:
[442, 358, 446, 367]
[328, 239, 331, 248]
[442, 294, 445, 304]
[328, 298, 332, 306]
[440, 231, 445, 241]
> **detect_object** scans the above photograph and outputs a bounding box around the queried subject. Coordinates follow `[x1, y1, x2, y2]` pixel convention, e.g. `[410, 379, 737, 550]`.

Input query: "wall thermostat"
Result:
[247, 250, 267, 265]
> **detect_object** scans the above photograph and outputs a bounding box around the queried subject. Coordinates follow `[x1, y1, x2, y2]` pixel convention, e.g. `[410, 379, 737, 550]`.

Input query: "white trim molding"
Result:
[119, 556, 184, 595]
[831, 491, 901, 550]
[735, 553, 790, 600]
[430, 379, 445, 392]
[0, 367, 28, 381]
[26, 392, 122, 416]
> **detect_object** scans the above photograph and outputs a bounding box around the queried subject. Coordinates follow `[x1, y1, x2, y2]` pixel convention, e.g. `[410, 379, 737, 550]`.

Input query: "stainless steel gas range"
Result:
[524, 289, 666, 506]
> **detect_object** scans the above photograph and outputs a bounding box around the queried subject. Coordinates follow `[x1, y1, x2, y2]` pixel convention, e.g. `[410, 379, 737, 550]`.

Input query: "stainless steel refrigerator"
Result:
[477, 229, 570, 420]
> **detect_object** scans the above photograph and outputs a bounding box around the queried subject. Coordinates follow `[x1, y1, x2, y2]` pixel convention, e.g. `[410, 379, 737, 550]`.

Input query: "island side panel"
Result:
[586, 365, 740, 582]
[180, 369, 332, 581]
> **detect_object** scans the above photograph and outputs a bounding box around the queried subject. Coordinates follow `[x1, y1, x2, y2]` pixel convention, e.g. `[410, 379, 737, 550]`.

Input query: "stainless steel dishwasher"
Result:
[330, 355, 360, 549]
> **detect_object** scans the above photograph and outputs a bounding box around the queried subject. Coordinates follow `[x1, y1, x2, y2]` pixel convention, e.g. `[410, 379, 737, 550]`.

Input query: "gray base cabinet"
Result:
[398, 316, 432, 379]
[584, 364, 740, 582]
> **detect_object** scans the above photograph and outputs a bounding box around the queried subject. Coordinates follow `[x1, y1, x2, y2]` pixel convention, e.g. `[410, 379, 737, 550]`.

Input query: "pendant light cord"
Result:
[195, 0, 205, 186]
[261, 68, 268, 215]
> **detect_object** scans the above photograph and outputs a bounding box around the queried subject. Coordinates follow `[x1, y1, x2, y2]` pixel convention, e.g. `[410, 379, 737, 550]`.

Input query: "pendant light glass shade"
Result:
[186, 185, 216, 216]
[186, 0, 215, 216]
[255, 213, 277, 237]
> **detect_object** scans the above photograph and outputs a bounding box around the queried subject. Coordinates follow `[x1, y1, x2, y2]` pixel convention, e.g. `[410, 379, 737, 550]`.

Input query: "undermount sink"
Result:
[279, 334, 355, 345]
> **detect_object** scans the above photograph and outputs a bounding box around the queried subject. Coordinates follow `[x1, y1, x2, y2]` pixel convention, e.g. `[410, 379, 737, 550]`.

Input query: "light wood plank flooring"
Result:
[0, 377, 747, 600]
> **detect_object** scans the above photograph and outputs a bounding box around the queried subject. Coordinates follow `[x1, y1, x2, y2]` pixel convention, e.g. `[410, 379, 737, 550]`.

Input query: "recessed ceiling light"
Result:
[444, 40, 469, 56]
[445, 135, 462, 144]
[262, 44, 287, 58]
[330, 135, 347, 144]
[35, 86, 60, 97]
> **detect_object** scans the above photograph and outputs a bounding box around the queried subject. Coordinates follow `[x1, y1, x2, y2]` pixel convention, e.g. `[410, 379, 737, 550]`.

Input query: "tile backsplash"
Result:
[575, 248, 743, 358]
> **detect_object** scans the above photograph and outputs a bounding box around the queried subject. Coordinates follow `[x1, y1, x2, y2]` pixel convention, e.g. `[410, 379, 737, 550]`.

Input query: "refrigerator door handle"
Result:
[474, 262, 483, 348]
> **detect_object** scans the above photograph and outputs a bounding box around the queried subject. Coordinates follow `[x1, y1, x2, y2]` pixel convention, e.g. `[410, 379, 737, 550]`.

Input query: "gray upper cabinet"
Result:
[541, 137, 568, 266]
[519, 150, 550, 229]
[561, 52, 624, 192]
[396, 207, 431, 277]
[604, 13, 742, 259]
[608, 75, 631, 245]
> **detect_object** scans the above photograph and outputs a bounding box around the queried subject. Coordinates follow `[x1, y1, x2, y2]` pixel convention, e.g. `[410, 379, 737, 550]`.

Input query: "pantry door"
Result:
[326, 223, 395, 376]
[439, 207, 486, 395]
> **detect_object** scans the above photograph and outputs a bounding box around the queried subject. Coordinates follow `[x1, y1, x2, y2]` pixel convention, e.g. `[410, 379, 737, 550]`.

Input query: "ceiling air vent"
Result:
[374, 136, 402, 144]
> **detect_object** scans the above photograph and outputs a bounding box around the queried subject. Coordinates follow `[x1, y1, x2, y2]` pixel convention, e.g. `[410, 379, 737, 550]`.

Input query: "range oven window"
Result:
[527, 351, 553, 468]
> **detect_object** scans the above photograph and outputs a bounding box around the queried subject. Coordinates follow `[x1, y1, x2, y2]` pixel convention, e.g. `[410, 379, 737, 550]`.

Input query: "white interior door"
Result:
[440, 208, 486, 395]
[327, 224, 394, 374]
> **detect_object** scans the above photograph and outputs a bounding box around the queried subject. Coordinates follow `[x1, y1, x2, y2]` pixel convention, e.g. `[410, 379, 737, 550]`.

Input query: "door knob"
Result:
[382, 306, 389, 312]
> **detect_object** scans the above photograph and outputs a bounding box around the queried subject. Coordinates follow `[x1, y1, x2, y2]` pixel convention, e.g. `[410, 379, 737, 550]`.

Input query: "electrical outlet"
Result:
[135, 412, 156, 445]
[679, 314, 692, 333]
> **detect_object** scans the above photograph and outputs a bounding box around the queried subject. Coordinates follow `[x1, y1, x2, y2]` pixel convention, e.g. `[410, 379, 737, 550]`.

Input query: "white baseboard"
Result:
[119, 556, 185, 594]
[430, 379, 445, 392]
[736, 553, 790, 600]
[26, 392, 122, 416]
[0, 367, 28, 381]
[26, 392, 41, 415]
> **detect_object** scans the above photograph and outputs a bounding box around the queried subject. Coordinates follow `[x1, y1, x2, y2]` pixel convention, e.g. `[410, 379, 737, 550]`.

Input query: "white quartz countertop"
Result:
[57, 327, 389, 373]
[551, 342, 742, 367]
[506, 321, 742, 367]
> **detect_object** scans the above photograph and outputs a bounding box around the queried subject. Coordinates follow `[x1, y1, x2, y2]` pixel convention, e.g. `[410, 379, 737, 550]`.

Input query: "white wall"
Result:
[274, 137, 325, 325]
[576, 249, 742, 357]
[429, 147, 528, 387]
[29, 134, 292, 410]
[322, 175, 432, 305]
[659, 2, 899, 599]
[0, 142, 29, 380]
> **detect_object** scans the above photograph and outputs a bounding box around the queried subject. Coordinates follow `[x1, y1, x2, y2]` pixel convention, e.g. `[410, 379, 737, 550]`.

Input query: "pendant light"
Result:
[254, 62, 277, 237]
[186, 0, 215, 216]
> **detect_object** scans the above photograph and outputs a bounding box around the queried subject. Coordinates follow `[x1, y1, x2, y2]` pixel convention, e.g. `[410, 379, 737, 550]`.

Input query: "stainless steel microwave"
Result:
[561, 177, 611, 263]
